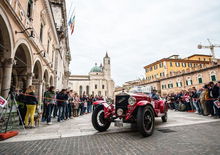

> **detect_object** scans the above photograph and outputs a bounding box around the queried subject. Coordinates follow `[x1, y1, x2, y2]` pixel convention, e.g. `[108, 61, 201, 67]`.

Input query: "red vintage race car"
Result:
[92, 88, 168, 137]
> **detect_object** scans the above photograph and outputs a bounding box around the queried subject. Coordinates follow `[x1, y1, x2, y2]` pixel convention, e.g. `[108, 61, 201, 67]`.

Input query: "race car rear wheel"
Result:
[92, 105, 111, 132]
[137, 105, 155, 137]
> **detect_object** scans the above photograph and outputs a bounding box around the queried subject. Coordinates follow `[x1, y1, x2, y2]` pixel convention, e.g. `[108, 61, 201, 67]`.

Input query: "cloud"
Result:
[66, 0, 220, 86]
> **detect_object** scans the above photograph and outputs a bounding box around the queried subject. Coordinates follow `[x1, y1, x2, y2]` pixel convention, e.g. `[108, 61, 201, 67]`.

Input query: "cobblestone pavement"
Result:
[1, 110, 219, 142]
[0, 121, 220, 155]
[1, 110, 220, 155]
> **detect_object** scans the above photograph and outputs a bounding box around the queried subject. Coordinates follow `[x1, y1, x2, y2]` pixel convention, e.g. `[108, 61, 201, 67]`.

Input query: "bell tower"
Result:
[103, 52, 111, 80]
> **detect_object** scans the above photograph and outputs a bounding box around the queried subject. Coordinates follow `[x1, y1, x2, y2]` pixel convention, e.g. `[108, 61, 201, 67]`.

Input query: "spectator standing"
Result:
[73, 93, 80, 117]
[207, 82, 215, 116]
[56, 89, 68, 122]
[183, 91, 191, 111]
[24, 85, 38, 128]
[191, 87, 200, 113]
[52, 90, 59, 118]
[44, 86, 56, 125]
[16, 89, 27, 125]
[200, 85, 209, 116]
[87, 95, 93, 113]
[212, 82, 220, 118]
[67, 90, 74, 119]
[42, 87, 49, 122]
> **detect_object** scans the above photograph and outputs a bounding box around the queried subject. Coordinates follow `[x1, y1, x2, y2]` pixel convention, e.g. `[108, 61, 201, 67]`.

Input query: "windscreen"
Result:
[129, 86, 152, 94]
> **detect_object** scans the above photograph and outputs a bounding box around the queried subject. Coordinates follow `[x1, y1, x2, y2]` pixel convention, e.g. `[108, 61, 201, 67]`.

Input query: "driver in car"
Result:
[151, 90, 159, 100]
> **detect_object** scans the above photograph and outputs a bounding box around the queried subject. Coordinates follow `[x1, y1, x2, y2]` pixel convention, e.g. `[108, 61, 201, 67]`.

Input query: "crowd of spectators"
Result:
[15, 85, 104, 128]
[165, 81, 220, 119]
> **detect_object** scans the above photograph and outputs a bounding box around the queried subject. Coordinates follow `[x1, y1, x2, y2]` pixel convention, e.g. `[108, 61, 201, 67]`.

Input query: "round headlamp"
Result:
[128, 97, 136, 105]
[117, 108, 124, 116]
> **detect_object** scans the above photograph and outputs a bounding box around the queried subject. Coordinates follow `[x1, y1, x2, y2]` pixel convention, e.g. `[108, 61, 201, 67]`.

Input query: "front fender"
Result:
[125, 100, 152, 120]
[93, 101, 114, 118]
[93, 100, 106, 106]
[136, 100, 151, 106]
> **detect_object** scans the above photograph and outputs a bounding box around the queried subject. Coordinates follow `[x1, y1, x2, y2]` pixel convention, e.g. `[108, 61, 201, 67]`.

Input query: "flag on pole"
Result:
[68, 8, 76, 35]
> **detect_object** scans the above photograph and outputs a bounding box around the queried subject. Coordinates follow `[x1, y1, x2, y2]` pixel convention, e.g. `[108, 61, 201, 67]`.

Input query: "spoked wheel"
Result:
[161, 112, 168, 122]
[92, 105, 111, 132]
[137, 106, 155, 137]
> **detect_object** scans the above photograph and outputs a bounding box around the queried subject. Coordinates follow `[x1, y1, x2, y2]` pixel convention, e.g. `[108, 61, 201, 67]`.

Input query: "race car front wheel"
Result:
[161, 112, 168, 122]
[137, 105, 155, 137]
[92, 105, 111, 132]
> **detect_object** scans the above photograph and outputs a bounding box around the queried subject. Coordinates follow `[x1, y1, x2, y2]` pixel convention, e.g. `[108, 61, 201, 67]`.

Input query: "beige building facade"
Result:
[138, 63, 220, 96]
[69, 53, 115, 98]
[0, 0, 71, 100]
[116, 60, 220, 97]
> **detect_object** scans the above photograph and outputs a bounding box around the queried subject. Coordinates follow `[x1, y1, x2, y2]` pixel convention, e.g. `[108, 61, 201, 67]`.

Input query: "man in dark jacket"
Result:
[207, 82, 216, 116]
[16, 89, 26, 125]
[212, 82, 220, 118]
[56, 89, 68, 122]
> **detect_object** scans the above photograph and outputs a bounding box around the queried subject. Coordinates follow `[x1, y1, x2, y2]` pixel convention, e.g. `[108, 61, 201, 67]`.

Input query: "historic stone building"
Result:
[144, 54, 212, 82]
[0, 0, 71, 100]
[69, 53, 115, 98]
[116, 54, 220, 97]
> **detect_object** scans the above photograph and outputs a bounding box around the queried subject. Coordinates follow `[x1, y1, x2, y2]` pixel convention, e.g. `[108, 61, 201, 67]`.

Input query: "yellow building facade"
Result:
[144, 54, 211, 82]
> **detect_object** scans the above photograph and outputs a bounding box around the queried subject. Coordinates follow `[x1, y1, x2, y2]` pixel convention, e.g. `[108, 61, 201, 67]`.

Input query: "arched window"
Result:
[186, 76, 192, 86]
[176, 79, 182, 88]
[161, 83, 167, 89]
[168, 81, 173, 88]
[27, 0, 33, 18]
[95, 84, 97, 89]
[86, 85, 89, 95]
[197, 74, 203, 84]
[210, 71, 216, 81]
[98, 91, 101, 96]
[79, 86, 83, 96]
[102, 85, 105, 89]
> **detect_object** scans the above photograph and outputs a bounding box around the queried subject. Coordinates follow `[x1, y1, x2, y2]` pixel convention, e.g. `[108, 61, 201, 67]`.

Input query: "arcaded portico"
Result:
[0, 0, 71, 100]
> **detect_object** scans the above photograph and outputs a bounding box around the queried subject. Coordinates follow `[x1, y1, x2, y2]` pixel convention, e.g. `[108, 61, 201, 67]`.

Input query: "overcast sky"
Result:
[66, 0, 220, 86]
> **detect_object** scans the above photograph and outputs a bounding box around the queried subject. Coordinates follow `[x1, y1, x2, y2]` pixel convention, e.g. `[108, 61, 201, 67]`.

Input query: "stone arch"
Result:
[32, 59, 43, 100]
[43, 69, 49, 93]
[33, 59, 43, 80]
[13, 38, 33, 73]
[0, 6, 14, 96]
[43, 69, 49, 84]
[12, 42, 33, 89]
[0, 5, 14, 58]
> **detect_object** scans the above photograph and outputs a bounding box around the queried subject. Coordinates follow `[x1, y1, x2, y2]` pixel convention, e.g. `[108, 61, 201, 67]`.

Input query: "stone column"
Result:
[38, 80, 43, 104]
[1, 58, 14, 98]
[26, 72, 34, 87]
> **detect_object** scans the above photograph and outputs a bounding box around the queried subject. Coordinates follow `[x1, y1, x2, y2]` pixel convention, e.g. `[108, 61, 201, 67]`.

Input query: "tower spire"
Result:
[105, 51, 109, 58]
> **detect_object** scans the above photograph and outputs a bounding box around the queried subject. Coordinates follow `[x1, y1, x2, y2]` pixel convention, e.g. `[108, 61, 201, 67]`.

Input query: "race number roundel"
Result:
[0, 96, 8, 108]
